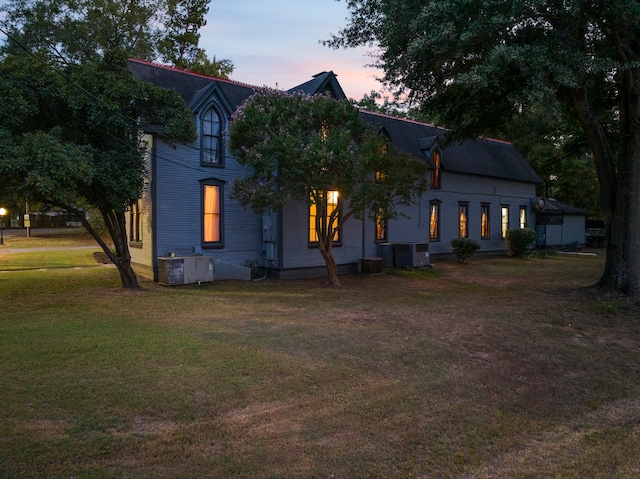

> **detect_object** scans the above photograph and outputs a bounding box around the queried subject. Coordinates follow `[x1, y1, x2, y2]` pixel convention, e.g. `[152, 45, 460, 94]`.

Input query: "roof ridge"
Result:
[128, 58, 265, 91]
[358, 109, 445, 131]
[359, 109, 515, 146]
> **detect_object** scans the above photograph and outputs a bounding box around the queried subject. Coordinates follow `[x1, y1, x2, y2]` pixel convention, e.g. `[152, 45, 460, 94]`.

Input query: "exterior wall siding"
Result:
[153, 135, 263, 267]
[128, 134, 155, 278]
[131, 129, 540, 280]
[280, 199, 364, 271]
[384, 172, 537, 256]
[538, 216, 587, 248]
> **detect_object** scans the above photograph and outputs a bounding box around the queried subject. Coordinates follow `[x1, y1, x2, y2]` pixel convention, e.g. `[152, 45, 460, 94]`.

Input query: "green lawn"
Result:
[1, 242, 639, 478]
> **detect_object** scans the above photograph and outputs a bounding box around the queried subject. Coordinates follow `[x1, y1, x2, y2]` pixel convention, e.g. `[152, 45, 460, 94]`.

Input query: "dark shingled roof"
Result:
[128, 60, 541, 185]
[128, 59, 258, 110]
[128, 60, 347, 109]
[287, 71, 347, 99]
[360, 110, 543, 184]
[544, 198, 592, 216]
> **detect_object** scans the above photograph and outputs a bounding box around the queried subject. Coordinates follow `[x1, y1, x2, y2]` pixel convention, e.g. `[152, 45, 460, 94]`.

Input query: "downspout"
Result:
[361, 206, 366, 259]
[151, 135, 159, 282]
[254, 209, 272, 281]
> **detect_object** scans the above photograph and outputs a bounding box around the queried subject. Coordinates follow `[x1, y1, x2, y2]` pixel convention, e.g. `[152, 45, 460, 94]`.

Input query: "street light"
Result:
[0, 207, 6, 245]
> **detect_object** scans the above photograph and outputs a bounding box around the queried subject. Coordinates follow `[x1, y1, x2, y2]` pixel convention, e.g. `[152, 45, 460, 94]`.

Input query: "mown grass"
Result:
[1, 240, 639, 478]
[0, 228, 100, 270]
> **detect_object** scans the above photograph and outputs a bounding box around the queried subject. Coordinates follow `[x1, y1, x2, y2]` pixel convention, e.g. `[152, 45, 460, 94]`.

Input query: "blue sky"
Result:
[199, 0, 382, 100]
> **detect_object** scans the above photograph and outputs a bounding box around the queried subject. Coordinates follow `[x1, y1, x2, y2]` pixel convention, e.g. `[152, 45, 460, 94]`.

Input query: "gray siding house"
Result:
[128, 59, 543, 283]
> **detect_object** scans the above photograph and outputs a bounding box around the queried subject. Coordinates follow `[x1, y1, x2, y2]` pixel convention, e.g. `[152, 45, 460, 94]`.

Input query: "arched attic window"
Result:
[201, 105, 224, 166]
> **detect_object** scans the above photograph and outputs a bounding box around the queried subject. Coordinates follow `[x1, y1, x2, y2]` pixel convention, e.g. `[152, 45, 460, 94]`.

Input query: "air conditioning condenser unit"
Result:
[394, 242, 430, 268]
[158, 256, 214, 285]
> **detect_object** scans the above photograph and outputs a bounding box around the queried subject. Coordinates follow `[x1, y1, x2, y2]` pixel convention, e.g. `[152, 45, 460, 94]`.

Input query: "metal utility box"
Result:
[158, 256, 214, 285]
[394, 242, 430, 268]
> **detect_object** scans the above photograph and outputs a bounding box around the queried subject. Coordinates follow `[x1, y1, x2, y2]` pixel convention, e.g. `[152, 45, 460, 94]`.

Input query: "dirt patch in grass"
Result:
[93, 251, 112, 264]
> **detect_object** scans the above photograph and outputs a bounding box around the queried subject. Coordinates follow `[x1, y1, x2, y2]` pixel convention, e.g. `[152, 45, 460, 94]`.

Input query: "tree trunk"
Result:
[318, 243, 340, 286]
[70, 205, 140, 289]
[315, 207, 341, 286]
[609, 63, 640, 297]
[566, 75, 640, 298]
[104, 209, 141, 289]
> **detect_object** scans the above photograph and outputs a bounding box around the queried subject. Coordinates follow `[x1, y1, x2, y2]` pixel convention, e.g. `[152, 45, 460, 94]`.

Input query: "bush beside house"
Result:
[506, 228, 536, 258]
[450, 238, 481, 263]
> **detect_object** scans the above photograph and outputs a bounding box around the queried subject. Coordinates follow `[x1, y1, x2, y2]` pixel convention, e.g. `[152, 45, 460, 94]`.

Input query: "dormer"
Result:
[190, 83, 234, 167]
[419, 136, 443, 189]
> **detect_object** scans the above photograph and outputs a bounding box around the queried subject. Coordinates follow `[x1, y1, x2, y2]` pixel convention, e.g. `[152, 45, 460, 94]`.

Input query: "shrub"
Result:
[450, 238, 481, 263]
[505, 228, 536, 257]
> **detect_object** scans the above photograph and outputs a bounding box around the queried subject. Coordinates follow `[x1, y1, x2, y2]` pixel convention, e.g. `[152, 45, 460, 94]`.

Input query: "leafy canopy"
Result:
[1, 53, 195, 211]
[0, 0, 234, 77]
[329, 0, 640, 296]
[0, 53, 196, 287]
[228, 91, 428, 222]
[229, 90, 427, 286]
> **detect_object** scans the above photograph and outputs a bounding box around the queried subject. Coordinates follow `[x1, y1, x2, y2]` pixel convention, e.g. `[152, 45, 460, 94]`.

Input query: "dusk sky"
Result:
[199, 0, 383, 100]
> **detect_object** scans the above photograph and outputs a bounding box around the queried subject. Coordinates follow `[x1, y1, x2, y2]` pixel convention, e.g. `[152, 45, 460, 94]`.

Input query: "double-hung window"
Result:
[309, 190, 340, 244]
[519, 206, 527, 229]
[481, 203, 490, 239]
[429, 200, 441, 240]
[501, 205, 510, 239]
[375, 211, 388, 242]
[201, 180, 224, 248]
[458, 202, 468, 238]
[129, 199, 142, 245]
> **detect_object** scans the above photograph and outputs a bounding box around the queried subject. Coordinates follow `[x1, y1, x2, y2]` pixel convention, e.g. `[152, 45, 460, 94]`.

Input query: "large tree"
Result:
[0, 0, 160, 63]
[0, 53, 195, 288]
[228, 91, 428, 286]
[329, 0, 640, 298]
[0, 0, 233, 76]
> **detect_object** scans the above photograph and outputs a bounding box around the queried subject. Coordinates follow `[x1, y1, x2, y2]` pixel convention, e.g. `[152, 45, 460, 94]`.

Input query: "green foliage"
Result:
[229, 90, 428, 284]
[329, 0, 640, 296]
[506, 228, 537, 258]
[1, 0, 160, 63]
[157, 0, 209, 68]
[0, 0, 233, 72]
[502, 103, 601, 217]
[0, 54, 195, 287]
[188, 53, 235, 79]
[229, 91, 427, 218]
[450, 238, 480, 264]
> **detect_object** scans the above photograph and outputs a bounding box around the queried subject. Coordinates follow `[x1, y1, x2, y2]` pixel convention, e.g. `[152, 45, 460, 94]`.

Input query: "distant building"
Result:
[535, 198, 592, 250]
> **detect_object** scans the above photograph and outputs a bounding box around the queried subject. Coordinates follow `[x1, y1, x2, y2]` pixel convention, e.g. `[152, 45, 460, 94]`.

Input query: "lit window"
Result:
[429, 201, 440, 240]
[375, 211, 388, 242]
[459, 203, 468, 238]
[431, 150, 441, 188]
[309, 190, 340, 243]
[202, 107, 223, 165]
[519, 206, 527, 229]
[202, 183, 223, 247]
[501, 205, 509, 239]
[481, 204, 490, 239]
